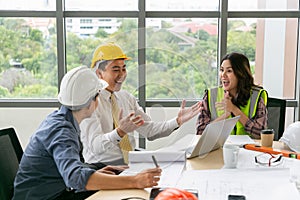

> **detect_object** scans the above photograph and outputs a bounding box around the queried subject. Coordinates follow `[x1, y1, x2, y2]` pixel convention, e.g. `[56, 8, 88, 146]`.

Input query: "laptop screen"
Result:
[187, 116, 240, 159]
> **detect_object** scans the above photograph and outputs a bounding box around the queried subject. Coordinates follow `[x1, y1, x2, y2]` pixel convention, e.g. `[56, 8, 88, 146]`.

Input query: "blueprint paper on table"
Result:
[120, 151, 186, 187]
[176, 168, 300, 200]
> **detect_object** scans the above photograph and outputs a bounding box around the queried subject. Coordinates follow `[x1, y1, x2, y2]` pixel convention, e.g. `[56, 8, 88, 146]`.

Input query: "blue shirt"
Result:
[13, 106, 96, 200]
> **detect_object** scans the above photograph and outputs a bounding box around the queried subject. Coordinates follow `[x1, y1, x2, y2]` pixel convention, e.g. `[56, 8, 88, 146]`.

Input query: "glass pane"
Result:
[146, 0, 219, 11]
[65, 18, 138, 96]
[146, 18, 218, 100]
[0, 17, 57, 99]
[65, 0, 138, 11]
[0, 0, 55, 11]
[228, 0, 299, 11]
[227, 18, 298, 100]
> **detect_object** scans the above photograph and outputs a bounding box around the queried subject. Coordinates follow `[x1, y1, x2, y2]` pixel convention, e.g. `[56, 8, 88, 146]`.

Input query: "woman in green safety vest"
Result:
[196, 52, 268, 139]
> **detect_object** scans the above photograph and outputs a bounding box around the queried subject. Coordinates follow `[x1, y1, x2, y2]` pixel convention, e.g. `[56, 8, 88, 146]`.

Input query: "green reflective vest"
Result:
[207, 86, 268, 135]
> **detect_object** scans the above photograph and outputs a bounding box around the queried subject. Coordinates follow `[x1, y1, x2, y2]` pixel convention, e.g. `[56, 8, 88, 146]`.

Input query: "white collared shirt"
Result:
[80, 89, 179, 164]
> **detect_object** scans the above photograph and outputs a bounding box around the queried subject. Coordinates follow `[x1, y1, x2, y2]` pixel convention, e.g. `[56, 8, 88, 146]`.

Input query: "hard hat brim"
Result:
[91, 56, 131, 69]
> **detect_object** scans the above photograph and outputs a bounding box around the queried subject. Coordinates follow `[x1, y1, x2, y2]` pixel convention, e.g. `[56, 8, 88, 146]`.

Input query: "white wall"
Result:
[0, 108, 56, 149]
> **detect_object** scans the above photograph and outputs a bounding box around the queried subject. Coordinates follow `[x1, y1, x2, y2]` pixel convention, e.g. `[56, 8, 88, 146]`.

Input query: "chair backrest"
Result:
[266, 97, 286, 141]
[0, 127, 23, 200]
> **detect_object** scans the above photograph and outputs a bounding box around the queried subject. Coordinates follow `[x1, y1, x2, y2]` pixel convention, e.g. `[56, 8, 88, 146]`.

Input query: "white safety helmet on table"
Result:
[58, 66, 108, 110]
[279, 121, 300, 153]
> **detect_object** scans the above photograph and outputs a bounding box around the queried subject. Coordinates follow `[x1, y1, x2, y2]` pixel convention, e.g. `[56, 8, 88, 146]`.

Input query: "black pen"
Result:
[151, 155, 159, 167]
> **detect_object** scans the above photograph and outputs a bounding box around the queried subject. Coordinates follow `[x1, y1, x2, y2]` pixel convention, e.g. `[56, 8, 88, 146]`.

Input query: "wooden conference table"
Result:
[86, 141, 290, 200]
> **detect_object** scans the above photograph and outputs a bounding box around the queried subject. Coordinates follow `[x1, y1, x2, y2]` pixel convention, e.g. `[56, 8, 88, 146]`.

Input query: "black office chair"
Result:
[266, 97, 286, 141]
[0, 127, 23, 200]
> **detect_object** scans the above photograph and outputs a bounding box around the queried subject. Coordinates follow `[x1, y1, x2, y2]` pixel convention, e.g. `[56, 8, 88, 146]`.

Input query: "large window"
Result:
[65, 0, 138, 11]
[228, 0, 298, 11]
[145, 0, 219, 11]
[0, 0, 56, 11]
[145, 18, 218, 99]
[0, 17, 57, 98]
[0, 0, 299, 122]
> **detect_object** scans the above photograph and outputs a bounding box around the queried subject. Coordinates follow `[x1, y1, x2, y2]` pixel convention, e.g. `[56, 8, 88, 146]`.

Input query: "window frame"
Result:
[0, 0, 298, 119]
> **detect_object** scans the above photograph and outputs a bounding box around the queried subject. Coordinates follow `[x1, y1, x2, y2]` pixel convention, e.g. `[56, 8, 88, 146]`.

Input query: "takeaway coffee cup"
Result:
[260, 129, 274, 147]
[223, 144, 239, 168]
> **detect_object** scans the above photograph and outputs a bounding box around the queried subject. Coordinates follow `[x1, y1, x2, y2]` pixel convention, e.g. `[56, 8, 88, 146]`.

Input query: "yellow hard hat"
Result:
[90, 42, 130, 68]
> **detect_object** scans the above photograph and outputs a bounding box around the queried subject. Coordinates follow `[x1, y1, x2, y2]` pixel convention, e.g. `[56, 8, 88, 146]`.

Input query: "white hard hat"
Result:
[58, 66, 108, 110]
[279, 121, 300, 153]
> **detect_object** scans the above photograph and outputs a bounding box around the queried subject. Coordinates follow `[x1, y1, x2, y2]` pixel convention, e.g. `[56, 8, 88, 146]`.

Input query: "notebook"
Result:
[185, 116, 240, 159]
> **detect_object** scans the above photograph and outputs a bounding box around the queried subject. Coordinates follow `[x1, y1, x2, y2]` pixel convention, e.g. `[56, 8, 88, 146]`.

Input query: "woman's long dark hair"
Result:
[221, 52, 261, 107]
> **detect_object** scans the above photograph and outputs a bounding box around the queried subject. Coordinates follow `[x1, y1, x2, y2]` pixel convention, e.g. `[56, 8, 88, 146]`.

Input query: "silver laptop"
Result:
[186, 116, 240, 159]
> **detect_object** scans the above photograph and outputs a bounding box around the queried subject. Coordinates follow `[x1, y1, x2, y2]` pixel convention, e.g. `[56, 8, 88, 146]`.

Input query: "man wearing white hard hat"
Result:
[80, 42, 203, 165]
[13, 66, 161, 200]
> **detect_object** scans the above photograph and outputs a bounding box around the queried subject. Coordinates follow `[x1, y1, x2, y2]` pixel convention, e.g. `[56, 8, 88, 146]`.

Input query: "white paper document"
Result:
[176, 168, 300, 200]
[225, 135, 257, 146]
[120, 151, 186, 187]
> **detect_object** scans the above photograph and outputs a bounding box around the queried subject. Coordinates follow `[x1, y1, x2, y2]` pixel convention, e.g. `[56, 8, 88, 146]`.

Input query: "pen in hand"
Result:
[152, 155, 159, 168]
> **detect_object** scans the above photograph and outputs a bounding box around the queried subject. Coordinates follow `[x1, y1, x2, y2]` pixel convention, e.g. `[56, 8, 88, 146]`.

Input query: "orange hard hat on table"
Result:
[154, 188, 198, 200]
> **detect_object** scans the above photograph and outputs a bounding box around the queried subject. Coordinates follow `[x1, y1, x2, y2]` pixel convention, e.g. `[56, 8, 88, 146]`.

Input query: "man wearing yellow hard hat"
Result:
[13, 66, 161, 200]
[80, 42, 203, 165]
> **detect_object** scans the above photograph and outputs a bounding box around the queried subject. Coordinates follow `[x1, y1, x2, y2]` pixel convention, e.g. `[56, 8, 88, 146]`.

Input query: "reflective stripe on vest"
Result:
[207, 86, 268, 135]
